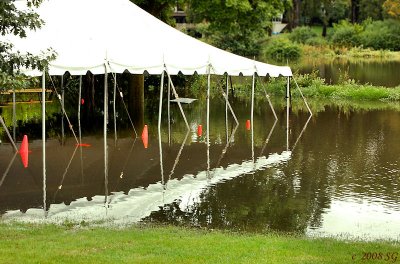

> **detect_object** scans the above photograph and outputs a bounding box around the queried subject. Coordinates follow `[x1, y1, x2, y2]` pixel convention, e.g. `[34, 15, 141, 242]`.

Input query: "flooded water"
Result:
[0, 96, 399, 241]
[293, 59, 400, 87]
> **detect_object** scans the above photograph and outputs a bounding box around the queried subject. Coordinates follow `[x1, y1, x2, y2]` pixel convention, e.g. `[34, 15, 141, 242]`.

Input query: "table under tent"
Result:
[3, 0, 312, 216]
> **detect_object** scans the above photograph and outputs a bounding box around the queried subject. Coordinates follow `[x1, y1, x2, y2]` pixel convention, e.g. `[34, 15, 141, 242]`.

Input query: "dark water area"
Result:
[0, 97, 399, 240]
[293, 59, 400, 87]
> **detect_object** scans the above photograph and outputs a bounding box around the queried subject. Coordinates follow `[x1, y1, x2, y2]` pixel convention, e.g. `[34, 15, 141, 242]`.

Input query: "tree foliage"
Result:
[383, 0, 400, 19]
[188, 0, 291, 57]
[0, 0, 56, 90]
[130, 0, 184, 25]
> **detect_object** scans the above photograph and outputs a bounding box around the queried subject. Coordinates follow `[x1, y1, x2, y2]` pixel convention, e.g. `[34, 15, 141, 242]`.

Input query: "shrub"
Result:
[360, 19, 400, 51]
[288, 26, 318, 44]
[330, 20, 363, 47]
[264, 38, 301, 60]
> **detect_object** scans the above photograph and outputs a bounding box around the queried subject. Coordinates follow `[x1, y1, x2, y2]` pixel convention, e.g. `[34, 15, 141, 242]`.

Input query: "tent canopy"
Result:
[6, 0, 292, 77]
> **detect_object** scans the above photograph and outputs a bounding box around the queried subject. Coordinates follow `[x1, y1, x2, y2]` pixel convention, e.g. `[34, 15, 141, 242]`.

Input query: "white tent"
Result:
[7, 0, 292, 77]
[3, 0, 309, 218]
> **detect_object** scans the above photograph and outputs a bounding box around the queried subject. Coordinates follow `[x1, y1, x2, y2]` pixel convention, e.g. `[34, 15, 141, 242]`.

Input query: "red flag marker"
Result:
[141, 125, 148, 149]
[197, 125, 203, 137]
[19, 135, 29, 168]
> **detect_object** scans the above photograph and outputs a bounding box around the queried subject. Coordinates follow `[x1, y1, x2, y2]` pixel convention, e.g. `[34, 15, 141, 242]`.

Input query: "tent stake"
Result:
[42, 72, 47, 217]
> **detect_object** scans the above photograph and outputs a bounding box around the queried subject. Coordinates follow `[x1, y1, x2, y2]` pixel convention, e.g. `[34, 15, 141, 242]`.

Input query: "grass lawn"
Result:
[0, 223, 399, 263]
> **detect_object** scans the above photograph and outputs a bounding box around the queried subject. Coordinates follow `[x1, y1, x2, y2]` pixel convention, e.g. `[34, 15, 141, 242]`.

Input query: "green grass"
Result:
[0, 223, 399, 263]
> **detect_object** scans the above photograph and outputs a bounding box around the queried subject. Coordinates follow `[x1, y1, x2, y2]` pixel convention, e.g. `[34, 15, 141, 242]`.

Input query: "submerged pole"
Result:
[251, 73, 255, 163]
[12, 87, 16, 142]
[207, 71, 211, 177]
[286, 77, 290, 151]
[158, 72, 165, 186]
[104, 67, 109, 206]
[167, 77, 171, 145]
[78, 76, 82, 144]
[61, 75, 64, 143]
[225, 75, 229, 144]
[42, 72, 47, 216]
[113, 73, 117, 146]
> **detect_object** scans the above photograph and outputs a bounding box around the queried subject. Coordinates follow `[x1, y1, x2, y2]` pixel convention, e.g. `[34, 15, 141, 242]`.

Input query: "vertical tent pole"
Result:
[104, 66, 109, 207]
[167, 77, 171, 145]
[12, 87, 16, 142]
[251, 73, 255, 163]
[113, 73, 117, 146]
[42, 72, 47, 217]
[225, 75, 229, 144]
[158, 71, 165, 186]
[286, 77, 290, 151]
[207, 69, 211, 177]
[61, 75, 64, 143]
[78, 76, 82, 144]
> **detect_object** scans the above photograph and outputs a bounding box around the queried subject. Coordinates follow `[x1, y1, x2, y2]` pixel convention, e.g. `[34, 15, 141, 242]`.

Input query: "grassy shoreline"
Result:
[1, 222, 399, 263]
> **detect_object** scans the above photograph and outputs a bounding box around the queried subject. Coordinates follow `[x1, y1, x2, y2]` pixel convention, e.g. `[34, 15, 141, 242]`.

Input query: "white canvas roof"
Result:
[6, 0, 292, 77]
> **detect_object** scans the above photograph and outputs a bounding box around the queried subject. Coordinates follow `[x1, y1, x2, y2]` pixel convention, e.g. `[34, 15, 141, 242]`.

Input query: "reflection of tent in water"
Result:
[3, 0, 312, 217]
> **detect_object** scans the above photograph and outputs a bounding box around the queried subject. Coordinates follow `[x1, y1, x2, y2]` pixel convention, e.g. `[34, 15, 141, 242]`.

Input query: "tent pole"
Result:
[251, 73, 255, 163]
[207, 71, 211, 178]
[42, 71, 47, 217]
[286, 77, 290, 151]
[257, 74, 278, 120]
[12, 87, 16, 142]
[225, 75, 229, 144]
[167, 77, 171, 145]
[113, 73, 117, 146]
[292, 76, 313, 116]
[158, 71, 165, 186]
[78, 76, 82, 144]
[104, 67, 109, 207]
[0, 116, 18, 152]
[165, 70, 189, 130]
[219, 77, 238, 125]
[61, 75, 64, 144]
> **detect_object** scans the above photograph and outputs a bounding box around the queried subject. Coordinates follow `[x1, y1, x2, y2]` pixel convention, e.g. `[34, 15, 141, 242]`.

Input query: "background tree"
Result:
[188, 0, 290, 57]
[130, 0, 185, 25]
[0, 0, 55, 90]
[383, 0, 400, 19]
[358, 0, 385, 21]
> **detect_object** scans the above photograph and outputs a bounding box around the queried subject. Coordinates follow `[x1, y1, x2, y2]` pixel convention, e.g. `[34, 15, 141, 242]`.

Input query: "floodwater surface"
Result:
[0, 98, 399, 241]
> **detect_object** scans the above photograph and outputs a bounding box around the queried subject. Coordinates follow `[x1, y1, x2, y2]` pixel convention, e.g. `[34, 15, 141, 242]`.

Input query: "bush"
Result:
[288, 26, 318, 44]
[264, 38, 301, 60]
[360, 19, 400, 51]
[330, 20, 363, 47]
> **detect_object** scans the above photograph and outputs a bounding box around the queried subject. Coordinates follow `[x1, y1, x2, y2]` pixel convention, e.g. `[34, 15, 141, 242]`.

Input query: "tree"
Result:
[383, 0, 400, 19]
[130, 0, 184, 25]
[0, 0, 55, 90]
[358, 0, 385, 21]
[188, 0, 290, 57]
